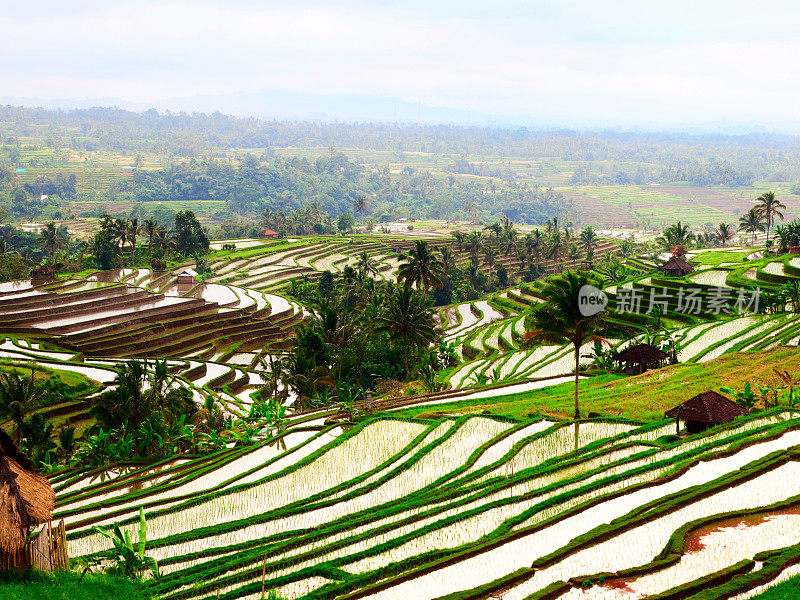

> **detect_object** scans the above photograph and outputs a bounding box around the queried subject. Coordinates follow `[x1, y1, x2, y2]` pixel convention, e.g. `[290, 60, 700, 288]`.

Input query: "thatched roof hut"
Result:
[0, 429, 55, 566]
[665, 391, 747, 435]
[661, 256, 694, 277]
[614, 343, 669, 374]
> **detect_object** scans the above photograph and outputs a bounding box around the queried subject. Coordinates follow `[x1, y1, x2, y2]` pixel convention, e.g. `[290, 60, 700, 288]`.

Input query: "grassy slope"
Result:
[397, 347, 800, 421]
[751, 575, 800, 599]
[0, 571, 151, 600]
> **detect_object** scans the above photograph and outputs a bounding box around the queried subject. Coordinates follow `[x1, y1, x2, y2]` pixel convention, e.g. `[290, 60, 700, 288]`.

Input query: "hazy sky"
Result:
[4, 1, 800, 125]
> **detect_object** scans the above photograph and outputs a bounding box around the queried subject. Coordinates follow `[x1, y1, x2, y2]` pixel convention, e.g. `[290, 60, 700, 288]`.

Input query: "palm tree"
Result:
[152, 229, 177, 256]
[715, 223, 735, 247]
[127, 218, 143, 266]
[739, 208, 766, 245]
[546, 230, 565, 263]
[0, 369, 46, 444]
[501, 227, 518, 256]
[485, 222, 502, 239]
[657, 221, 695, 253]
[774, 224, 791, 253]
[376, 287, 437, 374]
[579, 226, 598, 261]
[523, 271, 622, 419]
[466, 231, 485, 265]
[483, 245, 498, 268]
[438, 246, 458, 277]
[37, 222, 68, 258]
[525, 230, 543, 261]
[397, 240, 445, 294]
[356, 251, 379, 281]
[756, 191, 786, 248]
[143, 218, 160, 256]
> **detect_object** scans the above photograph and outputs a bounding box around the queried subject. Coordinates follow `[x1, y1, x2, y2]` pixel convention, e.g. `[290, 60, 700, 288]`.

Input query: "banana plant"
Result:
[94, 506, 159, 580]
[721, 382, 757, 410]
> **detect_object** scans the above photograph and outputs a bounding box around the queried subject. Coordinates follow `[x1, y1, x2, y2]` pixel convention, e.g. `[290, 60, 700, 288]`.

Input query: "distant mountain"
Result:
[4, 90, 800, 134]
[0, 90, 525, 127]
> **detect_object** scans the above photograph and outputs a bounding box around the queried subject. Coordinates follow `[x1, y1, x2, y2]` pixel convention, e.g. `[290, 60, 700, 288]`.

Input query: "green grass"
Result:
[394, 347, 800, 420]
[0, 570, 152, 600]
[690, 250, 751, 266]
[750, 575, 800, 599]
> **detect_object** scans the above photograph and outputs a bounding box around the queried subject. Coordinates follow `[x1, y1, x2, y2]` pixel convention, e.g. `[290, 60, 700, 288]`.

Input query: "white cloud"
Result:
[2, 1, 800, 124]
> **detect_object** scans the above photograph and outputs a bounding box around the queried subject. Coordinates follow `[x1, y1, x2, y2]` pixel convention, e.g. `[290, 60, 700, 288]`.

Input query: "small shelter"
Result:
[177, 268, 198, 285]
[665, 391, 747, 435]
[30, 265, 56, 282]
[790, 246, 800, 254]
[0, 429, 56, 570]
[260, 229, 279, 239]
[614, 343, 669, 375]
[661, 256, 694, 277]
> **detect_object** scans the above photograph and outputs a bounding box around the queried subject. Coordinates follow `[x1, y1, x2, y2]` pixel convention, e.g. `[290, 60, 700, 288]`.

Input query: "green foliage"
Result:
[174, 210, 209, 256]
[0, 570, 152, 600]
[94, 506, 160, 581]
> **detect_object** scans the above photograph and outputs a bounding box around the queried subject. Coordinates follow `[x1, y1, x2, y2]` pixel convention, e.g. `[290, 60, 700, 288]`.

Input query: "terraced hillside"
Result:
[54, 409, 800, 600]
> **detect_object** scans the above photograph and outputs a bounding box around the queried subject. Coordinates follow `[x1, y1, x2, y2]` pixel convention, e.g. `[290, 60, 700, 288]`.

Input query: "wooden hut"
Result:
[661, 256, 694, 277]
[0, 429, 60, 570]
[176, 268, 198, 286]
[613, 343, 669, 374]
[30, 265, 56, 282]
[665, 391, 747, 435]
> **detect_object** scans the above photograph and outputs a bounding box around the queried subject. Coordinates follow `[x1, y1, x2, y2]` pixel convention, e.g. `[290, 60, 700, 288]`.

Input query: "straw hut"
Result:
[30, 265, 56, 282]
[0, 429, 56, 569]
[665, 391, 747, 435]
[613, 343, 669, 375]
[661, 256, 694, 277]
[259, 229, 279, 239]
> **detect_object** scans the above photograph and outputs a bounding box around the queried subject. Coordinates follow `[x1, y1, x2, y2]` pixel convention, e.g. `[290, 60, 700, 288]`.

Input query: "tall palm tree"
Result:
[36, 222, 68, 258]
[546, 230, 565, 262]
[398, 240, 445, 294]
[756, 191, 786, 248]
[127, 218, 143, 266]
[579, 226, 598, 261]
[112, 218, 129, 264]
[525, 230, 543, 261]
[466, 231, 485, 265]
[0, 369, 46, 444]
[483, 245, 498, 268]
[715, 223, 735, 247]
[438, 246, 458, 277]
[143, 218, 160, 256]
[376, 287, 437, 374]
[739, 208, 766, 245]
[501, 227, 518, 256]
[523, 271, 621, 419]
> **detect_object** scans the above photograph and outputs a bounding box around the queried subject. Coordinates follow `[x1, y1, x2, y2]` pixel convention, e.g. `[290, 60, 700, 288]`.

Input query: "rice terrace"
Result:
[7, 8, 800, 596]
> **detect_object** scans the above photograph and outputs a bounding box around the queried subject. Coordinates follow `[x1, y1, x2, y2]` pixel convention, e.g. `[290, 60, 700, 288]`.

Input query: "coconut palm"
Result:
[127, 218, 143, 266]
[37, 222, 68, 258]
[438, 246, 458, 277]
[546, 230, 565, 262]
[152, 229, 177, 256]
[0, 369, 46, 444]
[774, 224, 791, 253]
[715, 223, 735, 247]
[756, 191, 786, 248]
[376, 287, 437, 374]
[657, 221, 695, 253]
[356, 251, 379, 281]
[523, 270, 622, 419]
[525, 230, 543, 261]
[579, 226, 599, 261]
[466, 231, 485, 265]
[397, 240, 445, 294]
[143, 218, 160, 256]
[739, 208, 766, 245]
